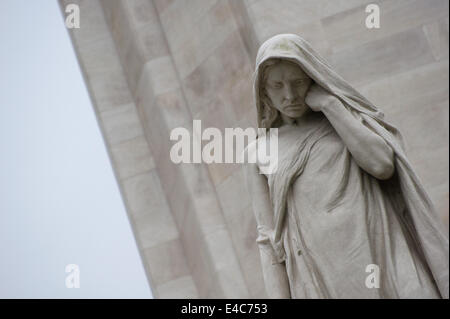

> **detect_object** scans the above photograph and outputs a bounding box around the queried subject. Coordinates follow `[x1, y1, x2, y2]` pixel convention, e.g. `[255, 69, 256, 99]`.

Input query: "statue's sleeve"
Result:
[243, 145, 291, 298]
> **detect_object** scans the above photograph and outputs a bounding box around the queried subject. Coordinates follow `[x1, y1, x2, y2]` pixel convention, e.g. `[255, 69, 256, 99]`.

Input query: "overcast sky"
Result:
[0, 0, 152, 298]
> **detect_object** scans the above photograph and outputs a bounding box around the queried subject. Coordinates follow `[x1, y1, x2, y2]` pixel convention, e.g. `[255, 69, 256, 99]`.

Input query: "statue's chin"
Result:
[284, 105, 311, 119]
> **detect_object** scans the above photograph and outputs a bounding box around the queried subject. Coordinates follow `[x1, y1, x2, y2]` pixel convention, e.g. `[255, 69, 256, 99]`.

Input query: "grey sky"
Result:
[0, 0, 152, 298]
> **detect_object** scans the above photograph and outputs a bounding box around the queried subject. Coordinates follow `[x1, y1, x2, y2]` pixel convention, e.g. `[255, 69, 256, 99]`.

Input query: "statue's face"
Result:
[264, 60, 312, 120]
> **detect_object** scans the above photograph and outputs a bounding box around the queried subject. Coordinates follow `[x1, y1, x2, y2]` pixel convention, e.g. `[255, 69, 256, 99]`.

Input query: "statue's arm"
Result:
[243, 146, 291, 298]
[306, 84, 395, 180]
[321, 99, 395, 180]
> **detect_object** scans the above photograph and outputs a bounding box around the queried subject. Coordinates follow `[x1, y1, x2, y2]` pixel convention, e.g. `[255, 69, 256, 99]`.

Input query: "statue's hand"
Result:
[305, 83, 339, 112]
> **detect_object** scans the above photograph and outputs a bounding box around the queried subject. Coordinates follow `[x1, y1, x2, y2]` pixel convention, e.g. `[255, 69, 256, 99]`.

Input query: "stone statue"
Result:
[244, 34, 449, 299]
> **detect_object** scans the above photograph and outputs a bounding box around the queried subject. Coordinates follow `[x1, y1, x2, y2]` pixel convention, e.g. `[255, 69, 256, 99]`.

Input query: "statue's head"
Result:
[254, 33, 384, 129]
[259, 58, 313, 127]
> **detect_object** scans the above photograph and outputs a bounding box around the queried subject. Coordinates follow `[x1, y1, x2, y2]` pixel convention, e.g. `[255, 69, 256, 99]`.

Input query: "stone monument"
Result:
[245, 34, 449, 298]
[61, 0, 449, 298]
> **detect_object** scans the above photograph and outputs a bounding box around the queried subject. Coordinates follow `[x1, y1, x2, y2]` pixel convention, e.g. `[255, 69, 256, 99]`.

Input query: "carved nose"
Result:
[284, 85, 296, 102]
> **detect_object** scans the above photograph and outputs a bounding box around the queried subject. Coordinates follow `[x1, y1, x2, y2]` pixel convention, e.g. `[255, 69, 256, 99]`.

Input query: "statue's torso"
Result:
[259, 113, 440, 299]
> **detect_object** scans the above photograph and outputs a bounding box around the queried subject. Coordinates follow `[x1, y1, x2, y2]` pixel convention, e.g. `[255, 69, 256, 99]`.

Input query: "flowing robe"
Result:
[260, 111, 440, 298]
[251, 33, 448, 299]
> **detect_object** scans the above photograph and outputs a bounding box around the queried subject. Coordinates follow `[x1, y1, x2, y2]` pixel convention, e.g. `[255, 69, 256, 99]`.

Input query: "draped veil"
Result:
[253, 34, 449, 298]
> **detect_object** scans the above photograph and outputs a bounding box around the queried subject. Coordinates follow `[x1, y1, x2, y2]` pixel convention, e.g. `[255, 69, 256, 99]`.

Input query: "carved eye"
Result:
[272, 82, 283, 89]
[294, 79, 305, 86]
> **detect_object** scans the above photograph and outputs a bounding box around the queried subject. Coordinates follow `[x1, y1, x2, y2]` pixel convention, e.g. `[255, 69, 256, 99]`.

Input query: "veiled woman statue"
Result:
[244, 34, 449, 299]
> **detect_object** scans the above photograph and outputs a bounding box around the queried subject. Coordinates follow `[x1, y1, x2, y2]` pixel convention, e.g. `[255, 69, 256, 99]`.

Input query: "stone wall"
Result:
[60, 0, 448, 298]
